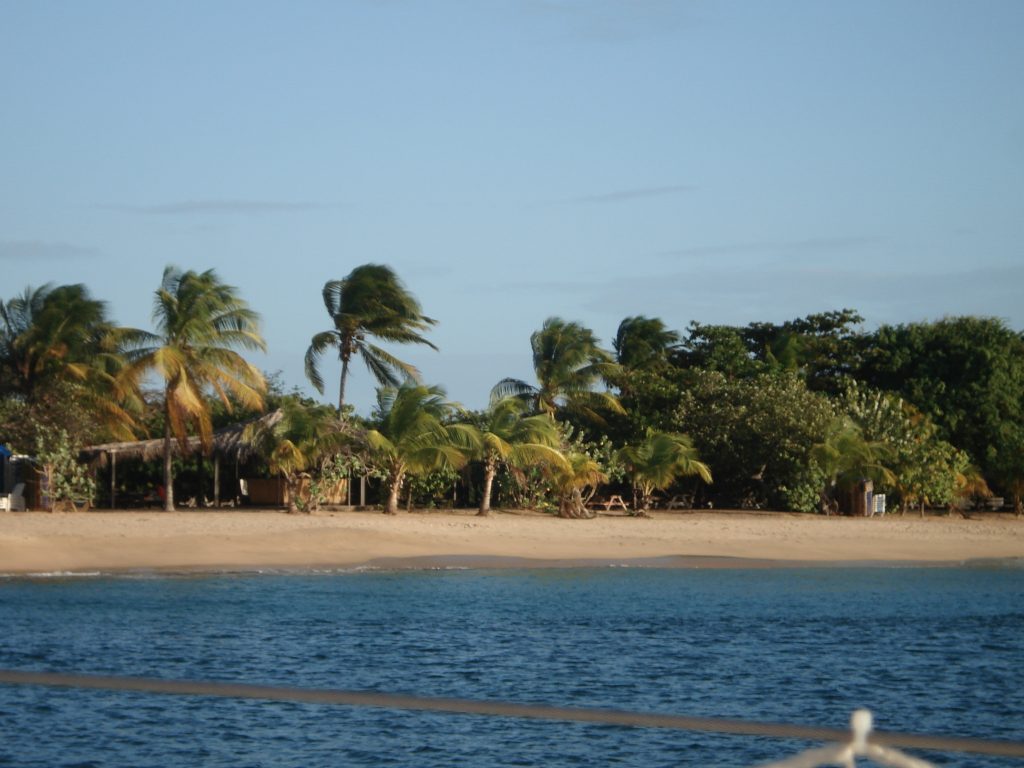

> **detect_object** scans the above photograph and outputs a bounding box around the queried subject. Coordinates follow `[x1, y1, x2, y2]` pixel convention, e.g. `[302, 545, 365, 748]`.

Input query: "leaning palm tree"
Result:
[122, 267, 267, 511]
[305, 264, 438, 413]
[244, 398, 353, 513]
[364, 383, 479, 514]
[617, 430, 712, 514]
[551, 452, 607, 519]
[491, 317, 623, 423]
[475, 397, 567, 516]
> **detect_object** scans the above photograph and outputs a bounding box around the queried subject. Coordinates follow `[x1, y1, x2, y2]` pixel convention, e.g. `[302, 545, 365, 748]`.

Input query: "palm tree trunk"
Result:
[478, 461, 496, 516]
[384, 471, 402, 514]
[162, 425, 175, 512]
[338, 356, 350, 413]
[285, 473, 300, 514]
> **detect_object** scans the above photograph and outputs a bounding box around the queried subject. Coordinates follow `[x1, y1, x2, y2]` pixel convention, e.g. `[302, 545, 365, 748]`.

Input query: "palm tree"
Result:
[123, 266, 266, 511]
[305, 264, 438, 413]
[243, 398, 353, 513]
[364, 383, 479, 514]
[0, 283, 138, 440]
[475, 397, 567, 516]
[0, 283, 106, 396]
[617, 430, 712, 514]
[613, 315, 681, 371]
[552, 451, 607, 519]
[491, 317, 623, 422]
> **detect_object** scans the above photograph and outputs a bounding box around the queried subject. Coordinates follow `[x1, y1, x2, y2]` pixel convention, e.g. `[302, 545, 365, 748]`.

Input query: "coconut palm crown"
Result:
[491, 317, 624, 422]
[305, 264, 438, 413]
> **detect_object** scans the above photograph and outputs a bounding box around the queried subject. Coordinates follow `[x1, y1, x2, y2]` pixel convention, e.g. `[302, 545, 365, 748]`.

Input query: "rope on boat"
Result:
[2, 669, 1023, 762]
[756, 710, 935, 768]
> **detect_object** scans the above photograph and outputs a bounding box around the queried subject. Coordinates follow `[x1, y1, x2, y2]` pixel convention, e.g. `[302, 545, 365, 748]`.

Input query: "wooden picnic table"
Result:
[587, 494, 629, 512]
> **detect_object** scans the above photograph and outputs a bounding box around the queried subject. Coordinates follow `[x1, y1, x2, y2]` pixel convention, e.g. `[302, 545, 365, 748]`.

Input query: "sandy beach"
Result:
[1, 508, 1022, 574]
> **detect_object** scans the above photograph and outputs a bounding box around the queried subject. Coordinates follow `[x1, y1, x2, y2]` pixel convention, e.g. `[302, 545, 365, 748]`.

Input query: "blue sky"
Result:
[2, 0, 1022, 414]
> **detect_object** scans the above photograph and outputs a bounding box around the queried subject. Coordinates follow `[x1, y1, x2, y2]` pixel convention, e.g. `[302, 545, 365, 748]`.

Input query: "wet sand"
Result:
[1, 508, 1022, 575]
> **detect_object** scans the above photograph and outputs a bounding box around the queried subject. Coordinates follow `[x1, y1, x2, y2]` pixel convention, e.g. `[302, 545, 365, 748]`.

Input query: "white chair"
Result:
[0, 482, 26, 511]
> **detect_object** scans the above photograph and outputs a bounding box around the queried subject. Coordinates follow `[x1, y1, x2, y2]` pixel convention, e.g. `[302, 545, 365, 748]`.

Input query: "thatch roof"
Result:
[82, 410, 283, 467]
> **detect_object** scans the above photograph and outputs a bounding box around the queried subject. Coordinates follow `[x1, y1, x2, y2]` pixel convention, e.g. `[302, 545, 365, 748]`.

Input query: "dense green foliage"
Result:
[3, 264, 1021, 516]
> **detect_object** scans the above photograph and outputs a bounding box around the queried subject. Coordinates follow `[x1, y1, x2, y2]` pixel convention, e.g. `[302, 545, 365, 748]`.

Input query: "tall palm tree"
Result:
[243, 398, 353, 513]
[613, 315, 681, 371]
[123, 267, 267, 511]
[491, 317, 623, 422]
[617, 430, 712, 514]
[364, 383, 479, 514]
[475, 397, 567, 516]
[305, 264, 438, 413]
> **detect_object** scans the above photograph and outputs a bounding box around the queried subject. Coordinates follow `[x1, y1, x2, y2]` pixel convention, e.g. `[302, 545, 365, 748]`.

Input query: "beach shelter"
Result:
[81, 411, 282, 508]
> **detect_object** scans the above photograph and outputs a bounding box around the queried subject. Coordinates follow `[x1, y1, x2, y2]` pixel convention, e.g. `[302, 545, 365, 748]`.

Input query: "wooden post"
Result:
[360, 474, 366, 507]
[214, 455, 221, 507]
[110, 450, 117, 509]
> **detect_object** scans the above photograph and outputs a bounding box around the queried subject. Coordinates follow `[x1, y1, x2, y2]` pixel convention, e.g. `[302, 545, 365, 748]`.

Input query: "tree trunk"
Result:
[384, 472, 403, 514]
[478, 462, 496, 516]
[338, 356, 350, 413]
[559, 489, 593, 519]
[285, 474, 301, 514]
[163, 423, 175, 512]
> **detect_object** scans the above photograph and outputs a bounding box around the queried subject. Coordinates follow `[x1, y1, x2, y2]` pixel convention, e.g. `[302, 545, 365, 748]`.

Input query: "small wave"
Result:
[6, 570, 104, 580]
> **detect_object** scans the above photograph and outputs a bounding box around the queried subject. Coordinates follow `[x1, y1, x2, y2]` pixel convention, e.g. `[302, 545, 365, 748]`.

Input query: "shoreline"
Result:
[1, 508, 1022, 576]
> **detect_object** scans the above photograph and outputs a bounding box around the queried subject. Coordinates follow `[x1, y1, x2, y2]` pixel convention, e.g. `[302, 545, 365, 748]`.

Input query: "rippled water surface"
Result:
[1, 566, 1022, 767]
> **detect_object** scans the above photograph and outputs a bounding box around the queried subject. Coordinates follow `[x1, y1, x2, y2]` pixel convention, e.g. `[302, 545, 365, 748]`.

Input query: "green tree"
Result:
[673, 371, 836, 511]
[305, 264, 438, 412]
[672, 323, 761, 378]
[617, 430, 712, 514]
[839, 382, 970, 515]
[745, 309, 864, 392]
[364, 384, 479, 514]
[492, 317, 623, 423]
[244, 397, 353, 513]
[475, 397, 566, 516]
[857, 316, 1024, 497]
[35, 428, 97, 512]
[123, 267, 267, 511]
[0, 283, 138, 443]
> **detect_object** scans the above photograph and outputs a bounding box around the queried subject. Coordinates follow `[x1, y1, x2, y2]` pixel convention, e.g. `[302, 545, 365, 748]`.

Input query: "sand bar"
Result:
[2, 509, 1023, 575]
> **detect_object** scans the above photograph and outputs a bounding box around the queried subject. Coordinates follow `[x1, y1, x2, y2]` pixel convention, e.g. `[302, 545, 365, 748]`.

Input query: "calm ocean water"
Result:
[0, 565, 1022, 767]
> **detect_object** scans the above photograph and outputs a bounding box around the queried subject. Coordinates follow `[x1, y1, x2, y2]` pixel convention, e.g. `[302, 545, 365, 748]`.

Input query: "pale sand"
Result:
[1, 508, 1023, 574]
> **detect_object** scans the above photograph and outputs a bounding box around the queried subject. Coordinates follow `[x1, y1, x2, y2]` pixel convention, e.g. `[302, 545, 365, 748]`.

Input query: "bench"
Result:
[587, 495, 629, 512]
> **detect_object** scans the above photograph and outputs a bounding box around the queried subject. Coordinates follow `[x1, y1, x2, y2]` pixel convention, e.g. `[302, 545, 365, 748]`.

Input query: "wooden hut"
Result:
[81, 410, 282, 509]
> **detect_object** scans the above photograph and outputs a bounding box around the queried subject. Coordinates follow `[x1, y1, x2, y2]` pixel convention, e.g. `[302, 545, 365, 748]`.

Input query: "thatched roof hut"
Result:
[81, 410, 282, 468]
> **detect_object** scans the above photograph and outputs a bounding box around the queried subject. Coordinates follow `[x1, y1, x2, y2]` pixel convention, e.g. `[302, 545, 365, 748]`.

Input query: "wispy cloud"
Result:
[103, 200, 323, 216]
[0, 240, 100, 261]
[660, 236, 883, 259]
[567, 184, 694, 205]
